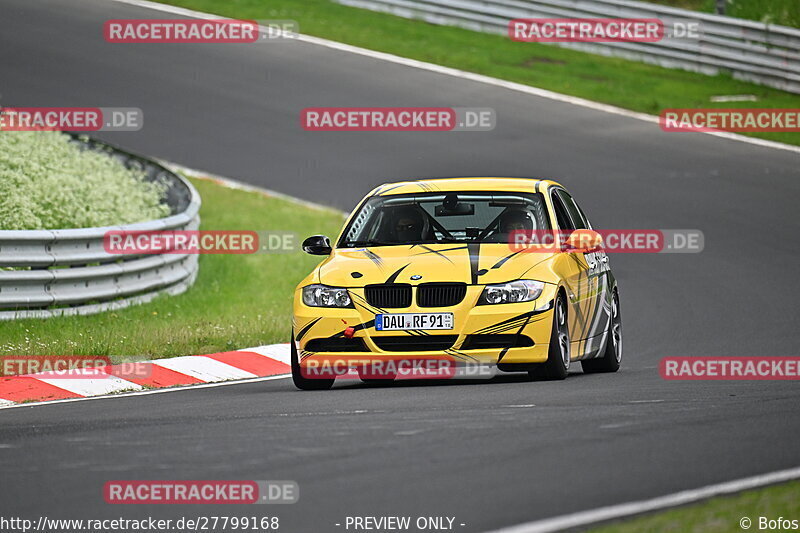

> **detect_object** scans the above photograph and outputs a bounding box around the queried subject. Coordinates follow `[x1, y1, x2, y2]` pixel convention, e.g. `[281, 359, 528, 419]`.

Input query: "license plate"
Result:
[375, 313, 454, 331]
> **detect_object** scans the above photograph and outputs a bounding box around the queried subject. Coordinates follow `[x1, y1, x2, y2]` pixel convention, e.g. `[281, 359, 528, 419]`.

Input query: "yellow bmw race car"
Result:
[291, 177, 621, 390]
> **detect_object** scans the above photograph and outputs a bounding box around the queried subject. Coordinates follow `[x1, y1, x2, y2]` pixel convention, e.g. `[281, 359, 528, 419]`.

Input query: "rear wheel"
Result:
[291, 333, 335, 390]
[530, 293, 570, 380]
[581, 290, 622, 374]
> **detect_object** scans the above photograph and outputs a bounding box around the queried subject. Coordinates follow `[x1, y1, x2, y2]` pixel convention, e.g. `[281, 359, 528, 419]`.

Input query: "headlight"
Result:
[302, 284, 353, 308]
[479, 280, 544, 305]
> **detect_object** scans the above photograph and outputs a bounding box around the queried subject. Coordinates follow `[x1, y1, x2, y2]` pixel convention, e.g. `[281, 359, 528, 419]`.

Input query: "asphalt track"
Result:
[1, 0, 800, 531]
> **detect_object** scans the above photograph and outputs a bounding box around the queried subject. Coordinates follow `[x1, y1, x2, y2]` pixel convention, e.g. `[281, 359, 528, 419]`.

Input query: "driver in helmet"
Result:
[392, 206, 425, 242]
[500, 208, 534, 233]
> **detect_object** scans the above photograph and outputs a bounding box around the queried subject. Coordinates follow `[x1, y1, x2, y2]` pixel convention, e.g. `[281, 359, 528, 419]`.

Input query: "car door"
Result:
[550, 190, 591, 355]
[554, 189, 610, 356]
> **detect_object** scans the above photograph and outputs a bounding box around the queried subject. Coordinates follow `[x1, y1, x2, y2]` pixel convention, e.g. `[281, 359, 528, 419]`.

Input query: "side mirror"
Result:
[564, 229, 603, 253]
[302, 235, 332, 255]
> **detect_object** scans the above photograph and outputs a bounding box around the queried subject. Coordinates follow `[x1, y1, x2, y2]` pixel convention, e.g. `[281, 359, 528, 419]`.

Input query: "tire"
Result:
[530, 293, 570, 380]
[581, 290, 622, 374]
[291, 332, 335, 391]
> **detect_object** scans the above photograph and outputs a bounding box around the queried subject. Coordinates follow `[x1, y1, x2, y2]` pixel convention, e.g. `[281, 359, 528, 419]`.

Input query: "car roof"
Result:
[369, 177, 563, 196]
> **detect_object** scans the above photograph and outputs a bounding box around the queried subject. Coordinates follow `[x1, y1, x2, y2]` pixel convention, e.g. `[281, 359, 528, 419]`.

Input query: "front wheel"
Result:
[291, 333, 335, 390]
[530, 293, 570, 380]
[581, 290, 622, 374]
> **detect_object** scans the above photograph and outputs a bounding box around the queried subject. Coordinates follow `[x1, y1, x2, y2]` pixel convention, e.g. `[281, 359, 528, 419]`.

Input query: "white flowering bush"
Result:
[0, 131, 169, 230]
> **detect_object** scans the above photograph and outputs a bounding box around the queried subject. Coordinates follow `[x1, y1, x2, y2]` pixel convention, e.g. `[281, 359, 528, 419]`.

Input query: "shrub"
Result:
[0, 131, 170, 230]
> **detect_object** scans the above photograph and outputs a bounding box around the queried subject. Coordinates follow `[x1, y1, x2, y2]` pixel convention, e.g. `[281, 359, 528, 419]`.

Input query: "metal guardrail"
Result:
[0, 134, 201, 320]
[336, 0, 800, 94]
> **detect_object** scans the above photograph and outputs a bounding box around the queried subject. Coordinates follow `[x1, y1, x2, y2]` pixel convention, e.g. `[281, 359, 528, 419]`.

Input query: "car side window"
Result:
[572, 200, 592, 230]
[550, 191, 575, 231]
[555, 190, 588, 230]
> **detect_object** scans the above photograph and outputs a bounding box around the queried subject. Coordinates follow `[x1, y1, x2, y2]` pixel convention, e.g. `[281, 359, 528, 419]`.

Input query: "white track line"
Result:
[485, 466, 800, 533]
[0, 373, 291, 411]
[152, 356, 257, 382]
[165, 161, 345, 215]
[105, 0, 800, 155]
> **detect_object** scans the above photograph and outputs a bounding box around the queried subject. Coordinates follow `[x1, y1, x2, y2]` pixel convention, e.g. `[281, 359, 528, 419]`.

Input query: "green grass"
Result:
[643, 0, 710, 10]
[157, 0, 800, 146]
[0, 132, 169, 230]
[589, 480, 800, 533]
[646, 0, 800, 28]
[725, 0, 800, 28]
[0, 176, 345, 361]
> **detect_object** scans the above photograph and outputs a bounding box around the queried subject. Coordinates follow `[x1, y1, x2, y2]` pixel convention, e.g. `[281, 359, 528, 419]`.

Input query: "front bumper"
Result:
[293, 284, 557, 365]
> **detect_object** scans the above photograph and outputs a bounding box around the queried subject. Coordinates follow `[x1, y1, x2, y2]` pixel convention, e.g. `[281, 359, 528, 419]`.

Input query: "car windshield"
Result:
[339, 191, 550, 247]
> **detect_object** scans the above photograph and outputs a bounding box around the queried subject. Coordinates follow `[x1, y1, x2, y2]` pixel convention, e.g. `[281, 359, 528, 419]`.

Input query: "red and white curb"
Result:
[0, 344, 290, 408]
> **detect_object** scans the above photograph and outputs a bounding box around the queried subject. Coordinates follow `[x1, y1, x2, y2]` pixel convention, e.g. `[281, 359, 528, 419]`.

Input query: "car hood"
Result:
[316, 243, 556, 286]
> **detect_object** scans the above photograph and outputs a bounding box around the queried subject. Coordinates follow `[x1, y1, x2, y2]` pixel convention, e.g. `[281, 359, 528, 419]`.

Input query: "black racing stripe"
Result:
[385, 264, 410, 284]
[583, 275, 605, 353]
[513, 313, 535, 349]
[474, 321, 529, 336]
[295, 317, 322, 341]
[472, 306, 552, 335]
[491, 251, 522, 270]
[581, 269, 609, 356]
[363, 249, 384, 268]
[467, 242, 481, 285]
[444, 349, 476, 362]
[415, 245, 455, 264]
[497, 347, 511, 362]
[472, 311, 536, 335]
[414, 245, 468, 256]
[351, 293, 387, 314]
[569, 254, 586, 330]
[476, 317, 542, 336]
[376, 184, 405, 196]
